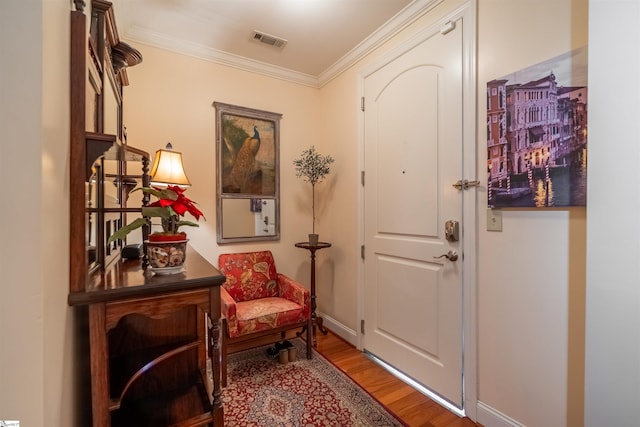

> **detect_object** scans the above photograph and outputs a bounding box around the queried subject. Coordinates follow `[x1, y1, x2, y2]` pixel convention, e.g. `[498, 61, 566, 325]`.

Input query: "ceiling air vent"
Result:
[252, 30, 288, 49]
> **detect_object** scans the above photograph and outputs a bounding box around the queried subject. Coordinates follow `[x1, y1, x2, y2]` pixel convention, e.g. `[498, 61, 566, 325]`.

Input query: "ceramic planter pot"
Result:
[146, 233, 188, 273]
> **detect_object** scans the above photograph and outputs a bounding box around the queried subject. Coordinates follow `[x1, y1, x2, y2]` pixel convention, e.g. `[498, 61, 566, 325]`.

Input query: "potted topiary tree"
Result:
[293, 146, 334, 245]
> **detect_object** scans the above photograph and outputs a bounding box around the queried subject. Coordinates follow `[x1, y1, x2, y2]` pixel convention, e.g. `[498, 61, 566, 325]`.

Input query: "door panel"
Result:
[376, 255, 439, 354]
[376, 66, 440, 236]
[363, 15, 464, 407]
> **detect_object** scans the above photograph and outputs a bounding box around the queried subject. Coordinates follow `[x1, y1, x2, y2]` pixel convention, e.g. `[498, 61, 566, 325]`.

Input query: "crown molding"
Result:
[123, 26, 320, 87]
[318, 0, 443, 86]
[119, 0, 441, 88]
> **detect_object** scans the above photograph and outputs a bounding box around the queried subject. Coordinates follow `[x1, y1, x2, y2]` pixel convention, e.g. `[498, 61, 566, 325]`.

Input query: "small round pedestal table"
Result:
[295, 241, 331, 346]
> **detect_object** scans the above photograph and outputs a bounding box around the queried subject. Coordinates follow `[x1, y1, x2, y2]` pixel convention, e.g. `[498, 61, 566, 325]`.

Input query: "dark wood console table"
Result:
[69, 247, 225, 427]
[294, 242, 331, 346]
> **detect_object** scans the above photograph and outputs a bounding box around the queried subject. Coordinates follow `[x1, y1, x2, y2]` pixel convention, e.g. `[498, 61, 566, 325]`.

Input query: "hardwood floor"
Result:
[227, 328, 481, 426]
[314, 330, 480, 427]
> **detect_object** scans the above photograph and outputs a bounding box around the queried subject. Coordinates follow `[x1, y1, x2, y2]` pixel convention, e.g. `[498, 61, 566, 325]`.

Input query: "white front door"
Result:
[362, 7, 473, 409]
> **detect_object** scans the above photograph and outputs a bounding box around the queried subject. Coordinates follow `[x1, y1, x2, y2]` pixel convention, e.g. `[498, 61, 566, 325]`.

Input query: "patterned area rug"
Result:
[223, 339, 406, 426]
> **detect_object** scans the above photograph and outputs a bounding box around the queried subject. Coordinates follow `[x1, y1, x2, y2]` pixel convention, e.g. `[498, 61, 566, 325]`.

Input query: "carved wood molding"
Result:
[112, 41, 143, 75]
[73, 0, 86, 12]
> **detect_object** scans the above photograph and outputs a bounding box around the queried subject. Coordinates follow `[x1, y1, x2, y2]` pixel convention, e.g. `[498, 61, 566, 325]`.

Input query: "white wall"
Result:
[585, 1, 640, 426]
[476, 1, 587, 426]
[0, 0, 75, 426]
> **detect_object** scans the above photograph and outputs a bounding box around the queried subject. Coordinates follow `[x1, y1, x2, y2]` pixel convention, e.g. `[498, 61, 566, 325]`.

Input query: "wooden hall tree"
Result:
[67, 1, 225, 426]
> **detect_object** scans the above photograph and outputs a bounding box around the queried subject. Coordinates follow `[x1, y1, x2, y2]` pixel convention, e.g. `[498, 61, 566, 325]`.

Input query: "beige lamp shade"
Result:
[149, 143, 191, 187]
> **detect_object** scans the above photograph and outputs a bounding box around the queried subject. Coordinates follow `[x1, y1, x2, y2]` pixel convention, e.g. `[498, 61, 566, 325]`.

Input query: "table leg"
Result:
[315, 315, 329, 335]
[304, 312, 329, 347]
[89, 304, 109, 427]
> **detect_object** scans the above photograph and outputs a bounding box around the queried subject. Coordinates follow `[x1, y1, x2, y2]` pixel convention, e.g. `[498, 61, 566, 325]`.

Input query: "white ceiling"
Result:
[113, 0, 437, 87]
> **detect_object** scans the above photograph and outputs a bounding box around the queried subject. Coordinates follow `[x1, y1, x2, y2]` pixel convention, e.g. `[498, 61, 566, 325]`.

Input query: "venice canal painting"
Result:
[487, 46, 587, 208]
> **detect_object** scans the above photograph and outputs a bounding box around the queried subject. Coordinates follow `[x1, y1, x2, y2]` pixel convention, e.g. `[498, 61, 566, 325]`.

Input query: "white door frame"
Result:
[356, 0, 477, 419]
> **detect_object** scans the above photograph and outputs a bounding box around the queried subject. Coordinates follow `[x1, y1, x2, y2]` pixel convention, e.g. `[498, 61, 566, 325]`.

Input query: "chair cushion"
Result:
[219, 251, 279, 302]
[234, 297, 305, 337]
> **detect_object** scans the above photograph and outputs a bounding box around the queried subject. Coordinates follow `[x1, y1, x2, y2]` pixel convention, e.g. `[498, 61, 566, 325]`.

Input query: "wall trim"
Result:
[121, 27, 320, 88]
[477, 401, 526, 427]
[317, 312, 358, 346]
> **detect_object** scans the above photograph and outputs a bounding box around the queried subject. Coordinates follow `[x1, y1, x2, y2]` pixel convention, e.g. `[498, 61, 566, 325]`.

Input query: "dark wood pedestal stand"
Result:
[295, 241, 331, 346]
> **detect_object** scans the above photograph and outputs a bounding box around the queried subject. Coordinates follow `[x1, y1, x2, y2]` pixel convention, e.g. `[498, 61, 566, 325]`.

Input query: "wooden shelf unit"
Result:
[68, 2, 225, 425]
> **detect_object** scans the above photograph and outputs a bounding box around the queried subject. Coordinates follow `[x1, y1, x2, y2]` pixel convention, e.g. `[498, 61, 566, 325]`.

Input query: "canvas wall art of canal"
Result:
[487, 46, 587, 208]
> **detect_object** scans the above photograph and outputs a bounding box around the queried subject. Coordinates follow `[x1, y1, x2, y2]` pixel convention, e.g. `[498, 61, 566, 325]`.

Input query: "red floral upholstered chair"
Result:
[218, 250, 312, 385]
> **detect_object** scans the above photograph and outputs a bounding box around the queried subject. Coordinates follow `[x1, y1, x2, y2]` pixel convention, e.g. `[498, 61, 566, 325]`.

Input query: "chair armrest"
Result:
[220, 287, 239, 338]
[278, 273, 311, 318]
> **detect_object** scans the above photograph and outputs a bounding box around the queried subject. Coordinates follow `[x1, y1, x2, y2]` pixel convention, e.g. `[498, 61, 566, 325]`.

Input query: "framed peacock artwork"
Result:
[215, 102, 281, 196]
[214, 102, 282, 243]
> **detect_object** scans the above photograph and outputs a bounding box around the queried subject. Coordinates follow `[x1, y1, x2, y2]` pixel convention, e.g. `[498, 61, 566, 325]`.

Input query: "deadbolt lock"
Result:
[445, 220, 459, 242]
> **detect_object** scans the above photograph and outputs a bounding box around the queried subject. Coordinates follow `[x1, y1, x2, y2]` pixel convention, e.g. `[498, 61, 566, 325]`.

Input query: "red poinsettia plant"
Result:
[108, 185, 204, 243]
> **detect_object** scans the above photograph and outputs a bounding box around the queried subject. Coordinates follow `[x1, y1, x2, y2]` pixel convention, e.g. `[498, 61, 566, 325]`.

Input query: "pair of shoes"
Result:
[266, 345, 279, 358]
[266, 340, 294, 358]
[279, 346, 297, 364]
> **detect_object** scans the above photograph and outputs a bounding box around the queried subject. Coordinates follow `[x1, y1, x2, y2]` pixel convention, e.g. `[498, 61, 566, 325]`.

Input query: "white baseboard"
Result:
[317, 312, 358, 346]
[477, 401, 525, 427]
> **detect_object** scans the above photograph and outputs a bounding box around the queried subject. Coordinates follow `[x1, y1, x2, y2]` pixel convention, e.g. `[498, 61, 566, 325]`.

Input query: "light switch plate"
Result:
[487, 208, 502, 232]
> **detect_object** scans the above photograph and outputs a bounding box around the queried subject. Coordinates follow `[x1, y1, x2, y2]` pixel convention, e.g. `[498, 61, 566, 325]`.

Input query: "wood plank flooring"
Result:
[314, 330, 481, 427]
[227, 328, 480, 426]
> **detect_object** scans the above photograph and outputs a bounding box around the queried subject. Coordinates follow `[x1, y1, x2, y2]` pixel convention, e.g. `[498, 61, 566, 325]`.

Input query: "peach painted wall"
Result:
[124, 44, 324, 283]
[122, 1, 587, 426]
[10, 1, 640, 426]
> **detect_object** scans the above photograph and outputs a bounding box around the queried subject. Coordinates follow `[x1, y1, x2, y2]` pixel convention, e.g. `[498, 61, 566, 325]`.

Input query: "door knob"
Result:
[434, 250, 458, 262]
